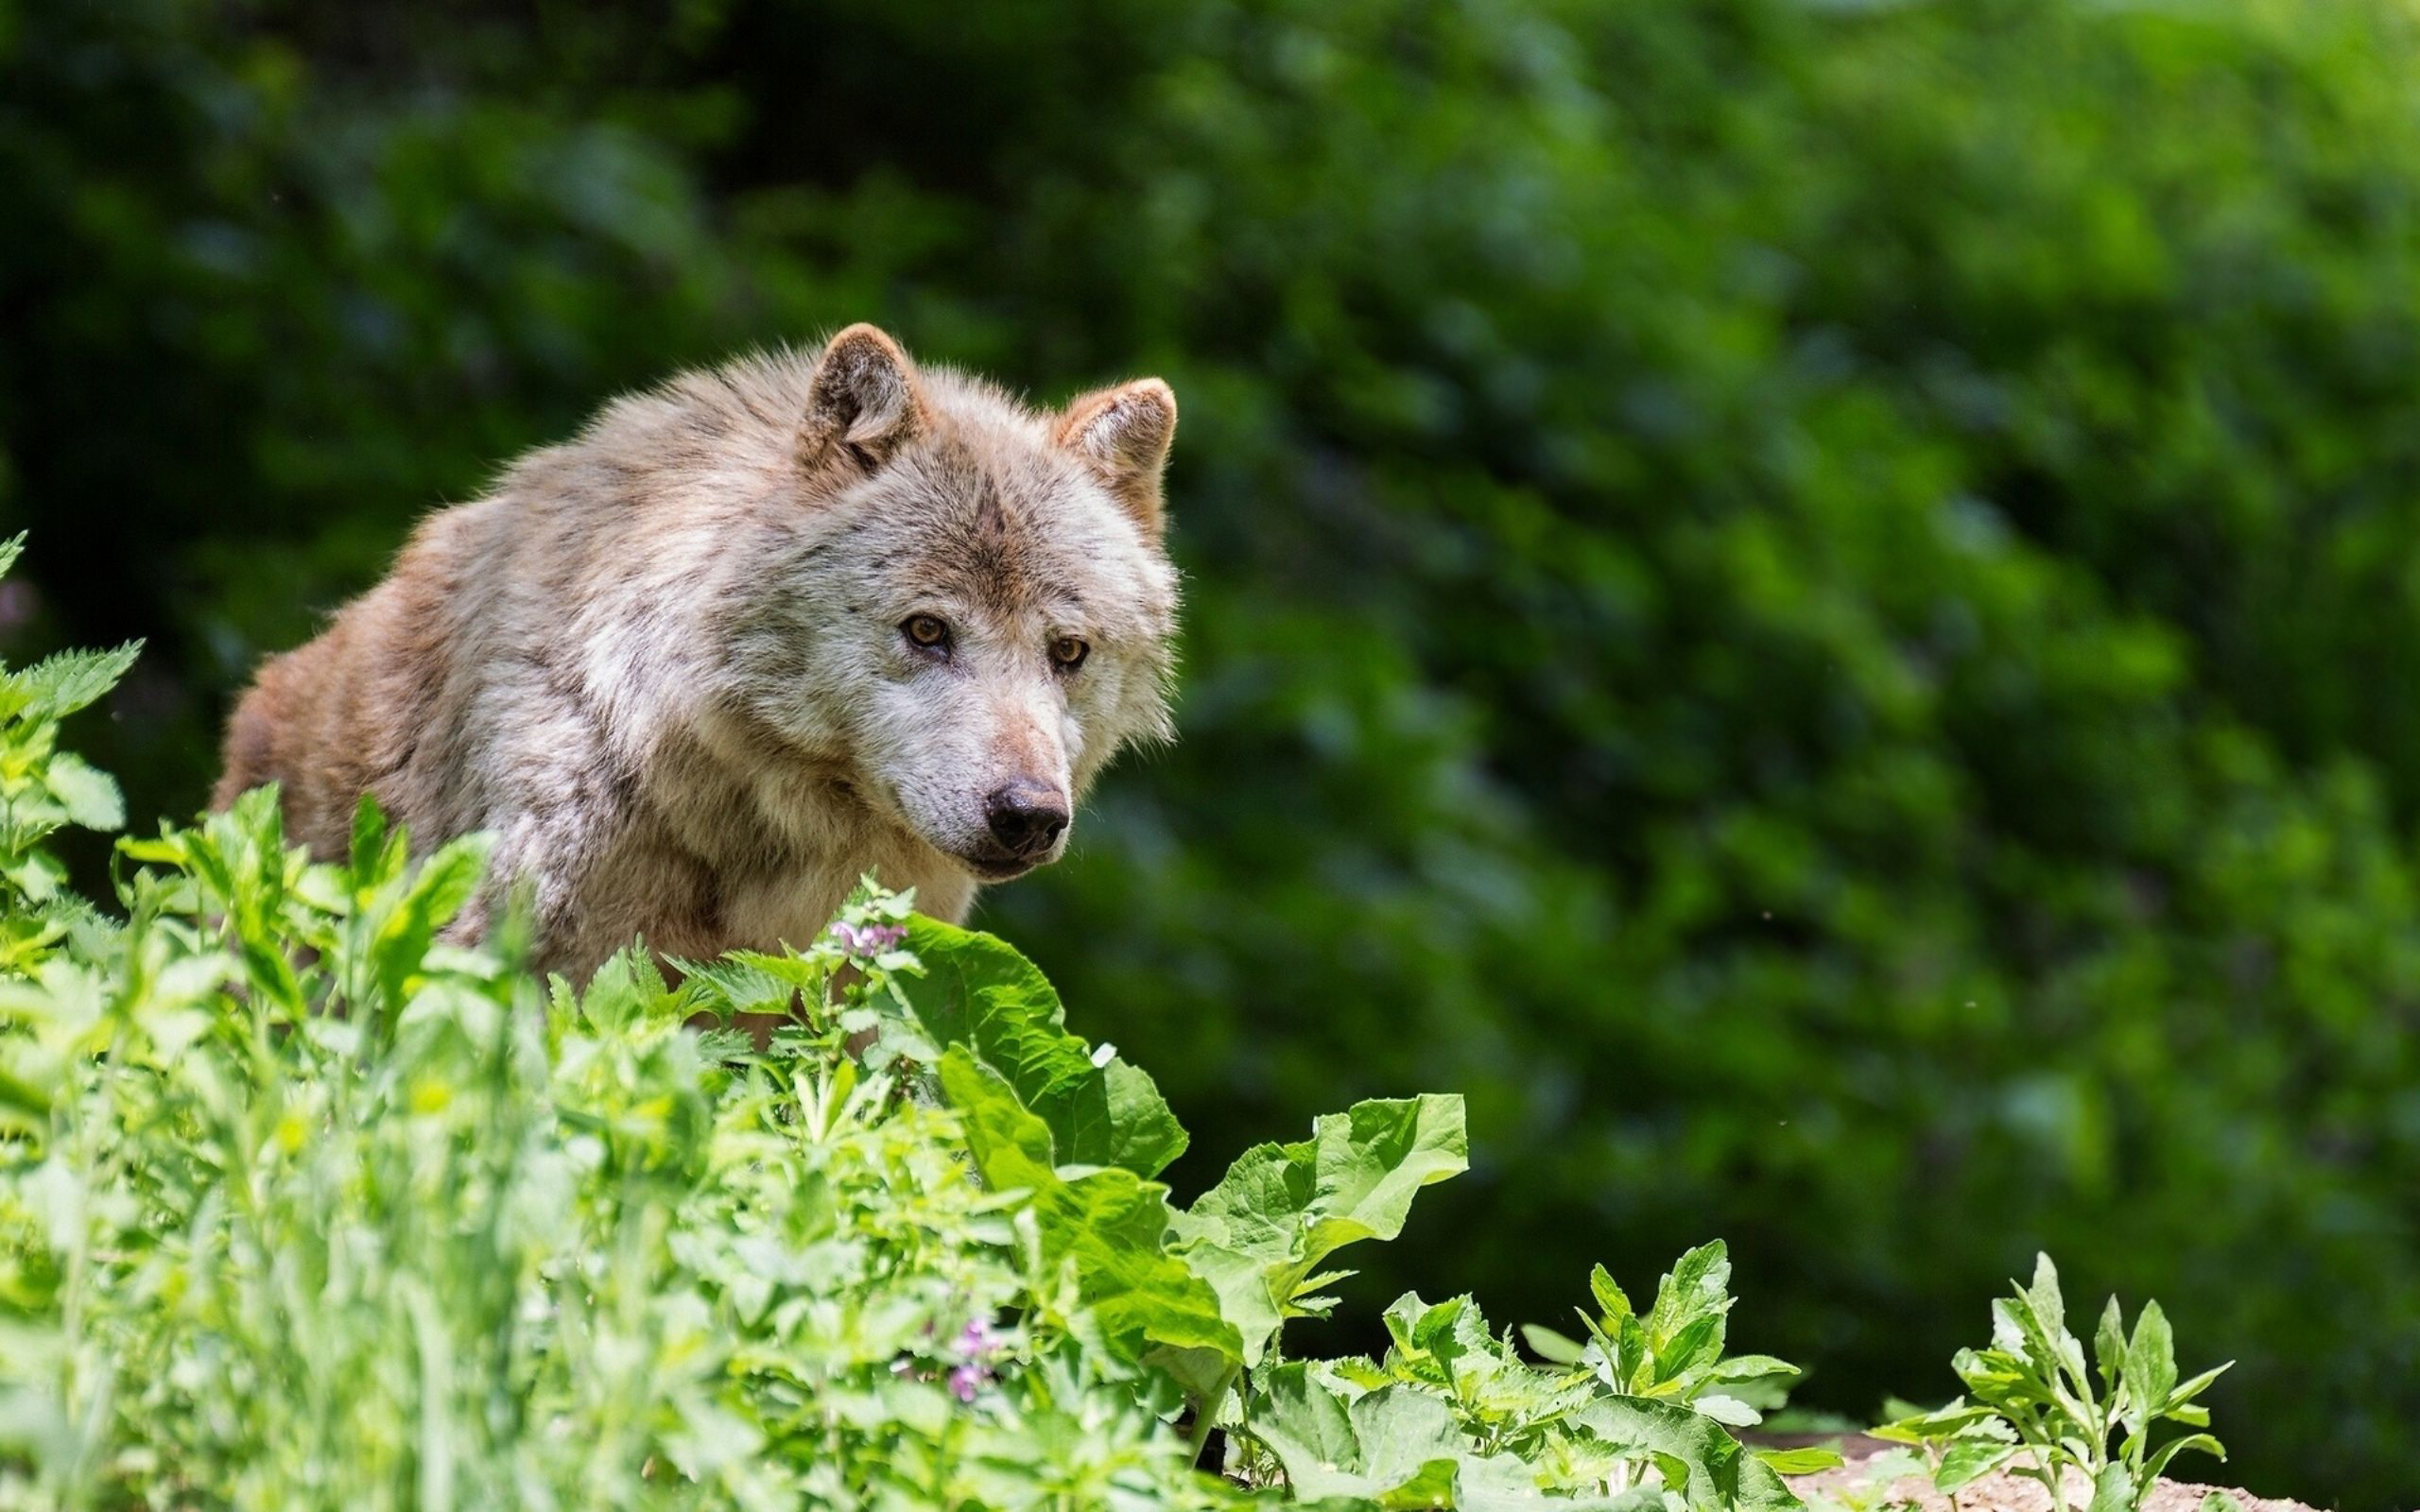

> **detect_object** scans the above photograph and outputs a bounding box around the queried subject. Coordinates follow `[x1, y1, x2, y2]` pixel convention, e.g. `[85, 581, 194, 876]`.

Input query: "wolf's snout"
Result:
[985, 780, 1070, 857]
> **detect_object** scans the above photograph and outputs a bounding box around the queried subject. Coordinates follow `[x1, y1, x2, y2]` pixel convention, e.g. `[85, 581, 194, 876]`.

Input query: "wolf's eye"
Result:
[1048, 635, 1090, 671]
[903, 615, 951, 651]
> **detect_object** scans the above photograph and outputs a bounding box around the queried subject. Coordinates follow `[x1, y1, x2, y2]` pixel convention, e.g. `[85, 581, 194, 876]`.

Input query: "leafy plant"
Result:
[1873, 1255, 2229, 1512]
[1521, 1243, 1814, 1444]
[0, 598, 1816, 1509]
[1213, 1244, 1836, 1507]
[0, 534, 136, 982]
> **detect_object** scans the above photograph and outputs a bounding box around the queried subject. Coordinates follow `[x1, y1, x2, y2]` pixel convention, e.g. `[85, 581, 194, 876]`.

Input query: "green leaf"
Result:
[1691, 1393, 1760, 1427]
[1170, 1094, 1466, 1366]
[1647, 1243, 1733, 1333]
[938, 1050, 1239, 1375]
[1706, 1354, 1799, 1386]
[1567, 1394, 1764, 1511]
[2093, 1296, 2127, 1387]
[2163, 1362, 2232, 1416]
[364, 833, 493, 1010]
[1251, 1369, 1467, 1506]
[1588, 1263, 1634, 1325]
[1936, 1438, 2019, 1491]
[2124, 1301, 2179, 1425]
[899, 915, 1185, 1177]
[2024, 1252, 2068, 1345]
[41, 754, 122, 833]
[2085, 1462, 2136, 1512]
[1633, 1241, 1736, 1395]
[17, 642, 141, 720]
[1520, 1323, 1588, 1366]
[1753, 1446, 1845, 1475]
[2143, 1432, 2226, 1483]
[1870, 1397, 2004, 1446]
[940, 1047, 1059, 1191]
[349, 793, 392, 882]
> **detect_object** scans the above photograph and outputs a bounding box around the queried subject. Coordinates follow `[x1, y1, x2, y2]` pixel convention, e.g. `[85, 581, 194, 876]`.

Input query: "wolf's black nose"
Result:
[985, 781, 1069, 856]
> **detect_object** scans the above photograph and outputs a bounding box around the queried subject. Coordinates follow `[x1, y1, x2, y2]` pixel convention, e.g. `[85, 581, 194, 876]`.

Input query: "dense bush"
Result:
[6, 2, 2418, 1503]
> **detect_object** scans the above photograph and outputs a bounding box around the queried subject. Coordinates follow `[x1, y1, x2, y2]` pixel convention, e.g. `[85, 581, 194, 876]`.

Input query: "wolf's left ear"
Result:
[1055, 379, 1178, 536]
[800, 323, 928, 478]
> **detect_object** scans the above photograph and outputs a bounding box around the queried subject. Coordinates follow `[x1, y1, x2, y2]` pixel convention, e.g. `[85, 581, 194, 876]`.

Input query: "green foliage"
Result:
[1875, 1255, 2229, 1512]
[899, 914, 1188, 1180]
[1229, 1269, 1808, 1509]
[9, 2, 2416, 1502]
[1172, 1093, 1468, 1374]
[0, 533, 134, 979]
[0, 630, 1808, 1508]
[1524, 1243, 1824, 1459]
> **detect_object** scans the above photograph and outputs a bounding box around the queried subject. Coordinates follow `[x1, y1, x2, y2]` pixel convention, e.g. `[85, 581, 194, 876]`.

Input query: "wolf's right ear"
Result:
[1055, 378, 1178, 537]
[799, 323, 927, 478]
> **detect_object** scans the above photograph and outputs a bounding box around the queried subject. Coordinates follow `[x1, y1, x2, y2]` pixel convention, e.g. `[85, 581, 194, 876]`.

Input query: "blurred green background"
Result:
[8, 0, 2419, 1503]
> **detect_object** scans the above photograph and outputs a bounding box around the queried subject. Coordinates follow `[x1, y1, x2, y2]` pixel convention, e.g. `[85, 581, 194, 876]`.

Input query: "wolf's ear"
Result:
[799, 323, 927, 478]
[1055, 379, 1177, 536]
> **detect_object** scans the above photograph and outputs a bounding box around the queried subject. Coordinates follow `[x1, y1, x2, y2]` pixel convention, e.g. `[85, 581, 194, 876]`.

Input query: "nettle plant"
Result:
[1874, 1256, 2229, 1512]
[0, 550, 1829, 1510]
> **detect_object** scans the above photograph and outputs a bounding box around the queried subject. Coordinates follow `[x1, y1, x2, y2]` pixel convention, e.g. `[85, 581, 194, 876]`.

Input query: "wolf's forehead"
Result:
[870, 439, 1150, 621]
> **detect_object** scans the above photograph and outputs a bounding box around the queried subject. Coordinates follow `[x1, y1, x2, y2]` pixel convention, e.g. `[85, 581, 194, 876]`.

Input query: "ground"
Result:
[1785, 1440, 2323, 1512]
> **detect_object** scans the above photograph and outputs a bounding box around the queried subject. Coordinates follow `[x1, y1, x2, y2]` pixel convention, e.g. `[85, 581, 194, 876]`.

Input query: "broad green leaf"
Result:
[1171, 1093, 1465, 1366]
[2084, 1462, 2135, 1512]
[1252, 1370, 1467, 1507]
[42, 754, 121, 832]
[1251, 1362, 1367, 1492]
[1690, 1393, 1760, 1427]
[1706, 1354, 1799, 1386]
[938, 1051, 1239, 1374]
[1645, 1241, 1733, 1355]
[1455, 1449, 1665, 1511]
[1936, 1438, 2019, 1490]
[940, 1047, 1059, 1191]
[2123, 1301, 2179, 1426]
[1568, 1394, 1763, 1511]
[899, 915, 1185, 1177]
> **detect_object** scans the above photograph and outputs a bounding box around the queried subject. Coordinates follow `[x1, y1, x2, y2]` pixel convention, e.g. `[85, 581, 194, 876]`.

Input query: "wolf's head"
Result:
[723, 324, 1181, 884]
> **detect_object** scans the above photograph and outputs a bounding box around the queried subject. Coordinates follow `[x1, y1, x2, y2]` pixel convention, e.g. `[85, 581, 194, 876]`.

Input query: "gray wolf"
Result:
[214, 324, 1180, 976]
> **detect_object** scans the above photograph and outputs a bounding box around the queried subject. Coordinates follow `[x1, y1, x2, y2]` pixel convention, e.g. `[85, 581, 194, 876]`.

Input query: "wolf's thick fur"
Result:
[215, 325, 1179, 976]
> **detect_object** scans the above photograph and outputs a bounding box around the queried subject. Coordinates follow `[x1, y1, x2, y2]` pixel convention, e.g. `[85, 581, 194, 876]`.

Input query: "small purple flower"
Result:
[957, 1318, 1000, 1359]
[829, 920, 908, 957]
[946, 1362, 989, 1402]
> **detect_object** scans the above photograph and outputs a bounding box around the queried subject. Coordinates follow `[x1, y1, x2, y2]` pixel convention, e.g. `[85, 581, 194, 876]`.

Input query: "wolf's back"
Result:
[212, 519, 475, 859]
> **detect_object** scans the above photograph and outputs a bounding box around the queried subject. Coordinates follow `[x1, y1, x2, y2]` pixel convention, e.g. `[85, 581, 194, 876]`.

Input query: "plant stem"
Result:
[1187, 1365, 1242, 1469]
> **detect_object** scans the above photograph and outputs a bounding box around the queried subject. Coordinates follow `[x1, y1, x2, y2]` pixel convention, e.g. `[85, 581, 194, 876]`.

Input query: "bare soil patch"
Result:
[1785, 1439, 2323, 1512]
